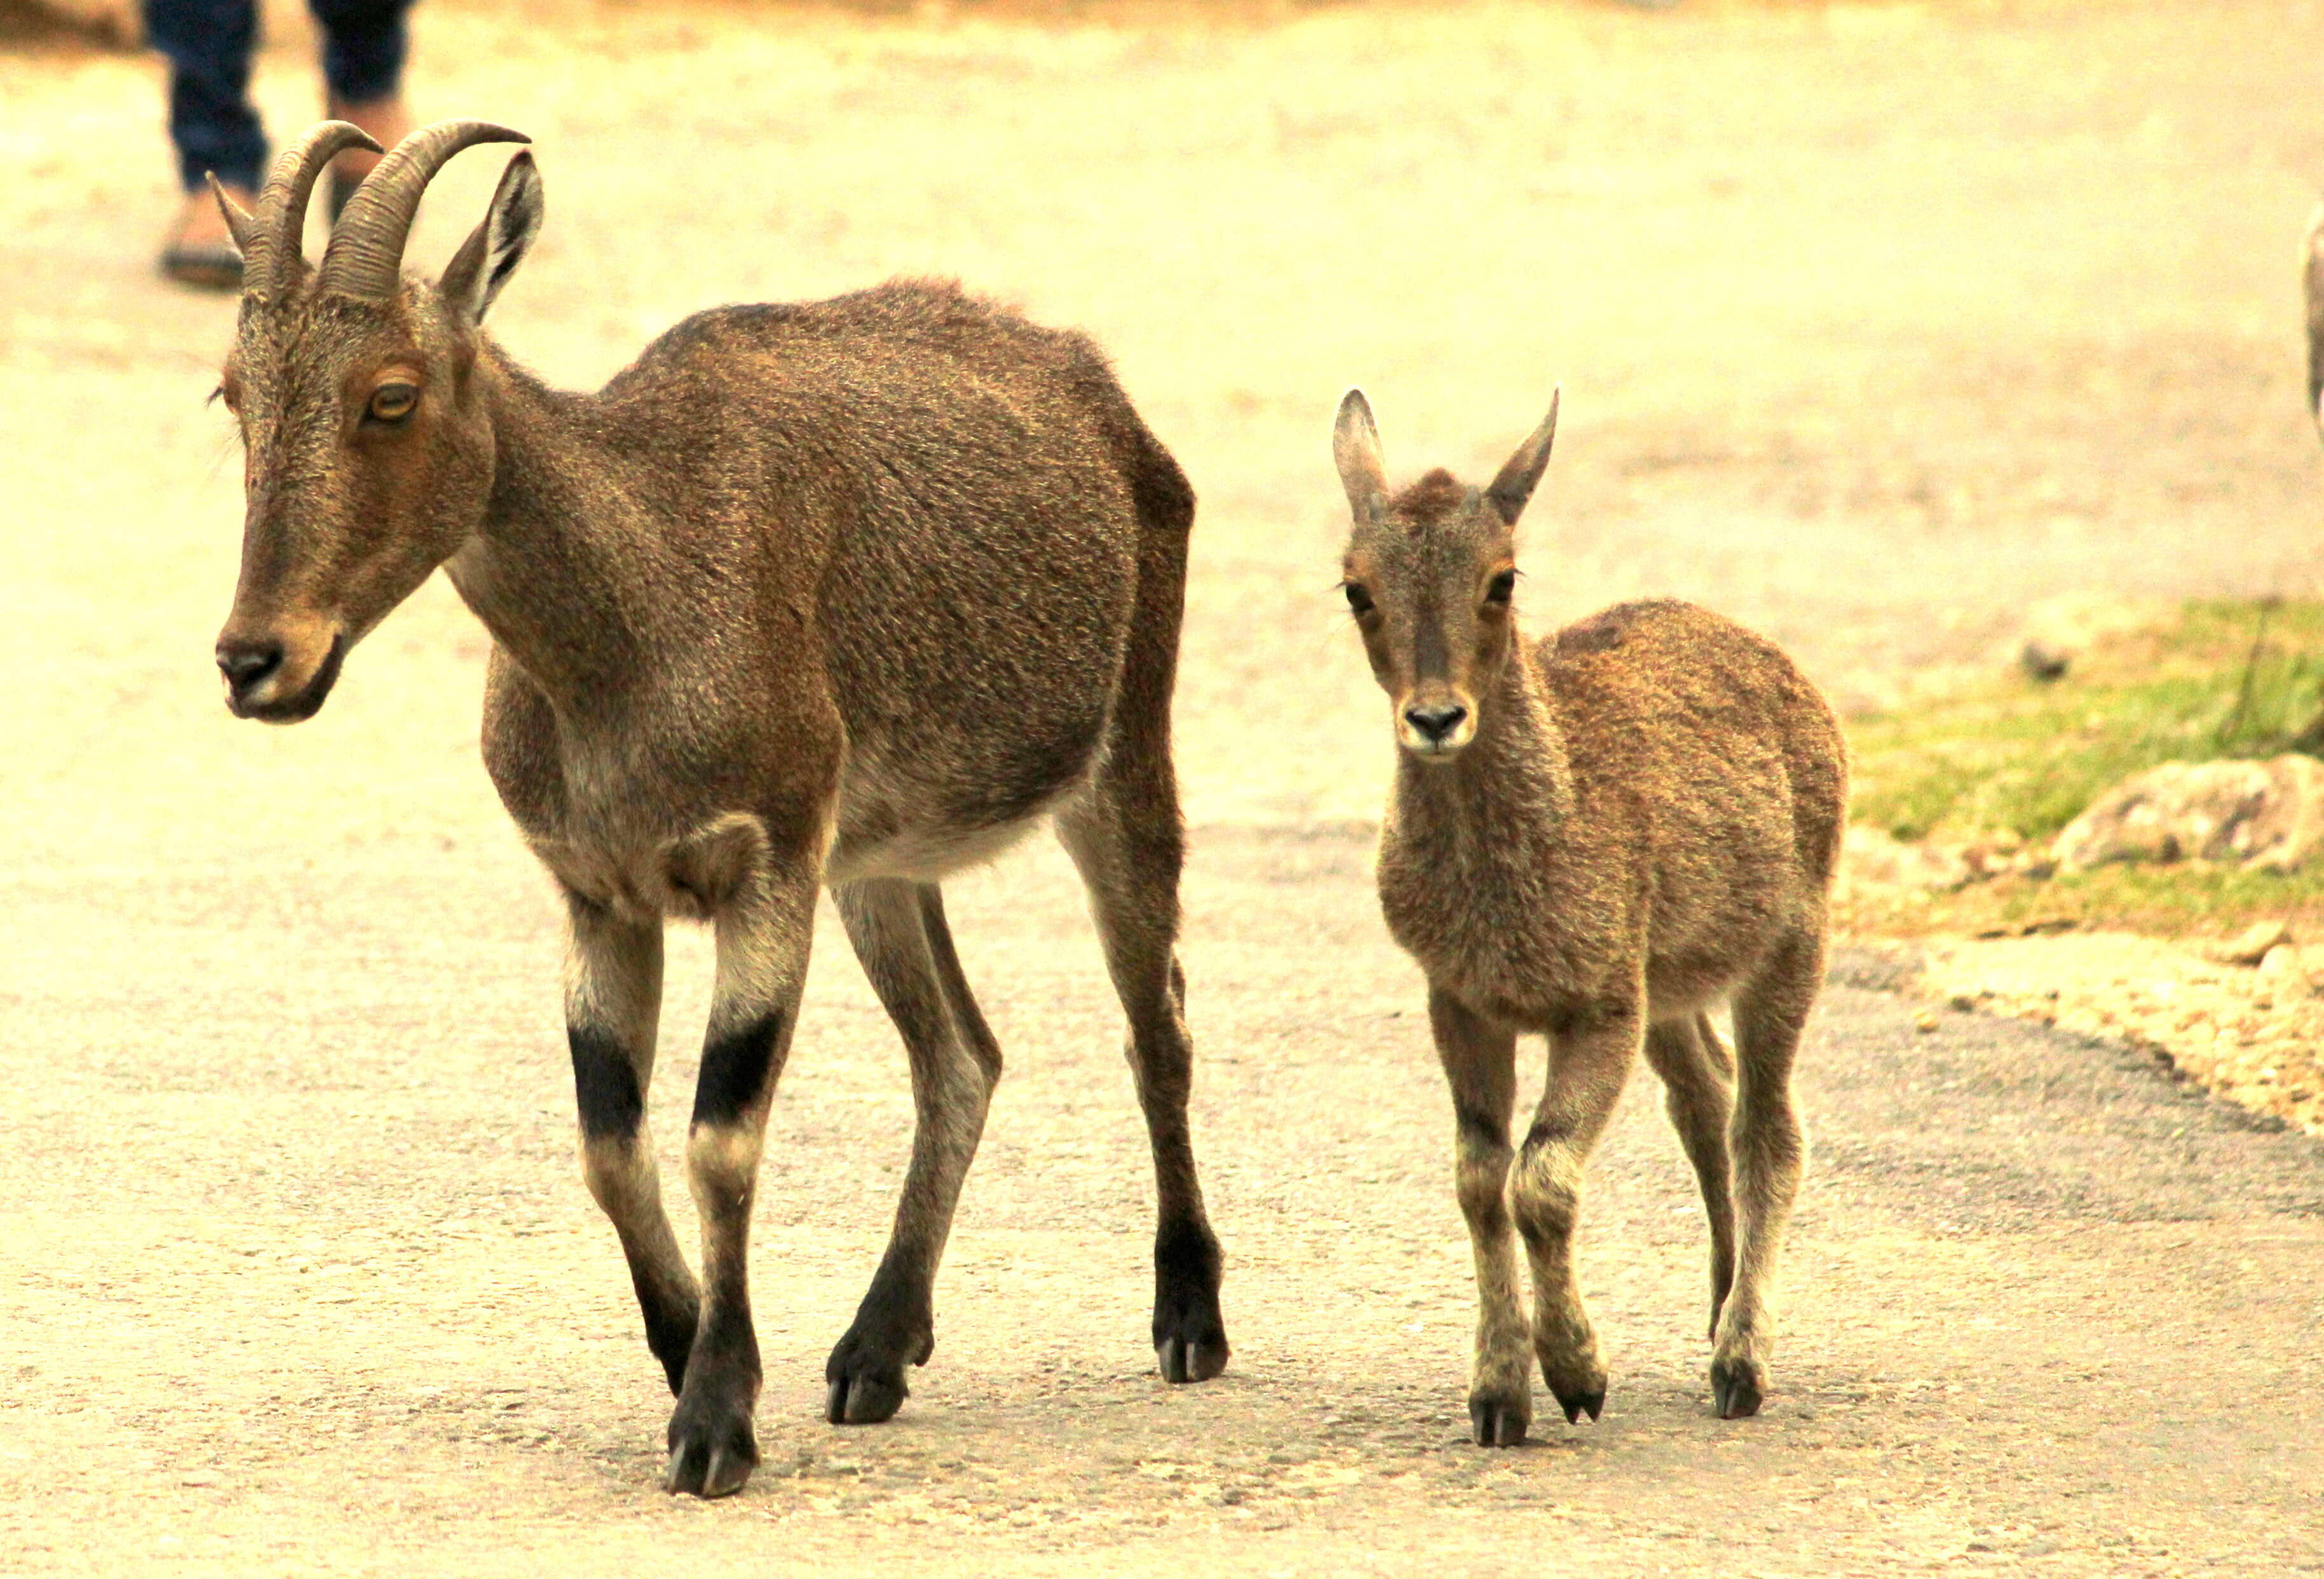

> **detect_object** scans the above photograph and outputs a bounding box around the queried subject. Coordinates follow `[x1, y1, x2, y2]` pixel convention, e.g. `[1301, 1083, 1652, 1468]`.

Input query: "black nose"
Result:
[217, 640, 283, 693]
[1404, 703, 1468, 743]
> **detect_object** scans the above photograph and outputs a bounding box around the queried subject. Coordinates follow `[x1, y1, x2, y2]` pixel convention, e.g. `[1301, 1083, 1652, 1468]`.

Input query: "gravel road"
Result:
[4, 0, 2323, 1571]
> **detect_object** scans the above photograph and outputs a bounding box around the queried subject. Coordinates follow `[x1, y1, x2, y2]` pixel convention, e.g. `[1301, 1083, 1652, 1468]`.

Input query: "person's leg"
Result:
[308, 0, 416, 212]
[144, 0, 263, 286]
[146, 0, 265, 194]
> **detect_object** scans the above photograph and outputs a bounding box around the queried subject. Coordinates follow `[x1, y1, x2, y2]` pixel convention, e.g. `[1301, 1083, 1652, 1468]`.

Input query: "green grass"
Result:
[1861, 860, 2324, 940]
[1850, 600, 2324, 843]
[1845, 599, 2324, 939]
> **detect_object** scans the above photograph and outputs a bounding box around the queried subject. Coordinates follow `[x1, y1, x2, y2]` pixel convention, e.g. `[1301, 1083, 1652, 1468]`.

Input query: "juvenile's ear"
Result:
[206, 172, 258, 257]
[1333, 388, 1390, 525]
[440, 151, 543, 324]
[1485, 387, 1560, 527]
[2306, 204, 2324, 434]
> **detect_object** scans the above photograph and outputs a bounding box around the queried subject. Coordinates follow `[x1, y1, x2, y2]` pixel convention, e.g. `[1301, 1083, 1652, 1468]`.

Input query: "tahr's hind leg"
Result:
[825, 879, 1001, 1425]
[1644, 1014, 1737, 1339]
[1058, 428, 1226, 1384]
[1057, 779, 1229, 1386]
[1713, 930, 1821, 1420]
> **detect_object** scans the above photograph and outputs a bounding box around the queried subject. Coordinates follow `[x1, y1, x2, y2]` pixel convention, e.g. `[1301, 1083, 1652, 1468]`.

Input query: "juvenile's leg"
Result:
[824, 880, 1002, 1425]
[664, 866, 816, 1499]
[1644, 1014, 1737, 1341]
[1510, 1005, 1642, 1425]
[1714, 930, 1821, 1420]
[1429, 987, 1527, 1446]
[1057, 781, 1228, 1385]
[564, 893, 700, 1394]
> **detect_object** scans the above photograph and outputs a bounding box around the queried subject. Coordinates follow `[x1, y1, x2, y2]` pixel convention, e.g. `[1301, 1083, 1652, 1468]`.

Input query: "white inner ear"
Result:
[471, 170, 541, 320]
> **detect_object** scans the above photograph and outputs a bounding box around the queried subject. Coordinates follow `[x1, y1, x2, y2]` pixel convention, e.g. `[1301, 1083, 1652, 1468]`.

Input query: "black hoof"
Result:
[1152, 1217, 1228, 1384]
[824, 1366, 908, 1425]
[1468, 1392, 1530, 1446]
[1157, 1331, 1230, 1385]
[1553, 1385, 1605, 1426]
[665, 1392, 758, 1498]
[824, 1324, 927, 1425]
[1711, 1359, 1763, 1420]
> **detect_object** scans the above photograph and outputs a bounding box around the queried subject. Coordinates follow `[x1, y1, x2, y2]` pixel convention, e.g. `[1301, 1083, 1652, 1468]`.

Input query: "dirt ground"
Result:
[6, 0, 2324, 1572]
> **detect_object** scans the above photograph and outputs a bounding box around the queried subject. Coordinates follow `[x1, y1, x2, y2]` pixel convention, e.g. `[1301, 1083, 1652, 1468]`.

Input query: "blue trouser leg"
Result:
[143, 0, 264, 193]
[309, 0, 416, 106]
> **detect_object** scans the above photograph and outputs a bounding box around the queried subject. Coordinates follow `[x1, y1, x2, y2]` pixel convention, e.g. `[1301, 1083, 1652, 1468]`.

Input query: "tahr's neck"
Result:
[1392, 639, 1575, 846]
[443, 346, 655, 706]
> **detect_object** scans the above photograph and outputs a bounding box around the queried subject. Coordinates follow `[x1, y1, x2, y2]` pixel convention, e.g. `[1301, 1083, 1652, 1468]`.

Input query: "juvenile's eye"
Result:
[367, 383, 420, 423]
[1485, 569, 1517, 605]
[1343, 581, 1376, 616]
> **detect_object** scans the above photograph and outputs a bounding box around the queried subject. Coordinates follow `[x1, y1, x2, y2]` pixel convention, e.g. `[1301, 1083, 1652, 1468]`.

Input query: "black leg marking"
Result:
[635, 1270, 699, 1397]
[691, 1012, 784, 1128]
[571, 1025, 644, 1139]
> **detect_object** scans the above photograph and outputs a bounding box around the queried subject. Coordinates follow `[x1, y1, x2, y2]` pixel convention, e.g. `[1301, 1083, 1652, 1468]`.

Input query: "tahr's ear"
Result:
[206, 172, 258, 257]
[2305, 204, 2324, 435]
[1485, 386, 1560, 527]
[440, 151, 543, 324]
[1333, 388, 1390, 525]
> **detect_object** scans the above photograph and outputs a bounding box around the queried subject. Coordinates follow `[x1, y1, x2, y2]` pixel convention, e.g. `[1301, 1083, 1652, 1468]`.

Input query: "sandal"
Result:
[160, 185, 251, 292]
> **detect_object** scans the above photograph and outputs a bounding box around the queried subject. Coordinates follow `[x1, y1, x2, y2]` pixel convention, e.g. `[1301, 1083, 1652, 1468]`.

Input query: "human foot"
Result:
[160, 182, 256, 292]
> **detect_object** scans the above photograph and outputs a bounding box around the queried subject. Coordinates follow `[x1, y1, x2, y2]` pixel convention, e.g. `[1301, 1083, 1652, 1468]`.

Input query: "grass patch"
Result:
[1850, 599, 2324, 843]
[1839, 855, 2324, 941]
[1845, 599, 2324, 939]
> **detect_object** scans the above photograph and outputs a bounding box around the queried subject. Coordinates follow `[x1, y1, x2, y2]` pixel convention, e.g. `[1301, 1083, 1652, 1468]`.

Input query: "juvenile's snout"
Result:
[1397, 691, 1477, 758]
[1404, 703, 1468, 744]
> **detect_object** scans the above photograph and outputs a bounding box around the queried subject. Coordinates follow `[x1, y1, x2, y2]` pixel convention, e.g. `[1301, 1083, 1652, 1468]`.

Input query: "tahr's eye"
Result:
[367, 383, 420, 423]
[1485, 569, 1517, 605]
[1343, 581, 1376, 616]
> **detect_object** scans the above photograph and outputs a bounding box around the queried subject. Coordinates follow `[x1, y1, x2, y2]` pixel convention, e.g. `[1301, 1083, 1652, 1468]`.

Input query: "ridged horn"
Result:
[242, 121, 381, 299]
[316, 121, 530, 301]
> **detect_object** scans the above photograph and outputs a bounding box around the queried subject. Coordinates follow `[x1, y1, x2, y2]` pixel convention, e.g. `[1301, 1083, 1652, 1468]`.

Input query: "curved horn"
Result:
[243, 121, 381, 298]
[317, 121, 531, 301]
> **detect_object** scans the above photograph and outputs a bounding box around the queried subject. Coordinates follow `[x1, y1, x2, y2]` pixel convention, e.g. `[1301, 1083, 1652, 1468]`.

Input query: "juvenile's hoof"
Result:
[1157, 1331, 1230, 1385]
[1468, 1391, 1530, 1447]
[1539, 1348, 1607, 1427]
[665, 1395, 758, 1498]
[1711, 1357, 1763, 1420]
[1553, 1385, 1605, 1426]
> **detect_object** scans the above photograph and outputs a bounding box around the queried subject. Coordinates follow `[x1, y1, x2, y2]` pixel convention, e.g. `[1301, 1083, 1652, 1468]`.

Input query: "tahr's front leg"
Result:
[1511, 1001, 1642, 1427]
[664, 861, 816, 1500]
[565, 893, 700, 1393]
[1429, 987, 1528, 1446]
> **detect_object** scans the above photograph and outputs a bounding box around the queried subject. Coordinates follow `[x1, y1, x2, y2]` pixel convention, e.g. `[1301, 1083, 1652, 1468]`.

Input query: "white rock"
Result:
[2053, 756, 2324, 874]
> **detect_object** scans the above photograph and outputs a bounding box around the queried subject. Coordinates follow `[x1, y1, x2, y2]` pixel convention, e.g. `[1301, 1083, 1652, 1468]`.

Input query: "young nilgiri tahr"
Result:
[208, 120, 1230, 1498]
[1329, 387, 1844, 1445]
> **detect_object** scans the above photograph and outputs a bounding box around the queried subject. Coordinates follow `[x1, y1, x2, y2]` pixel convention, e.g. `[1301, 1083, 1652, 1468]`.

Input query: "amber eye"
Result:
[367, 383, 419, 423]
[1485, 569, 1517, 605]
[1343, 581, 1376, 616]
